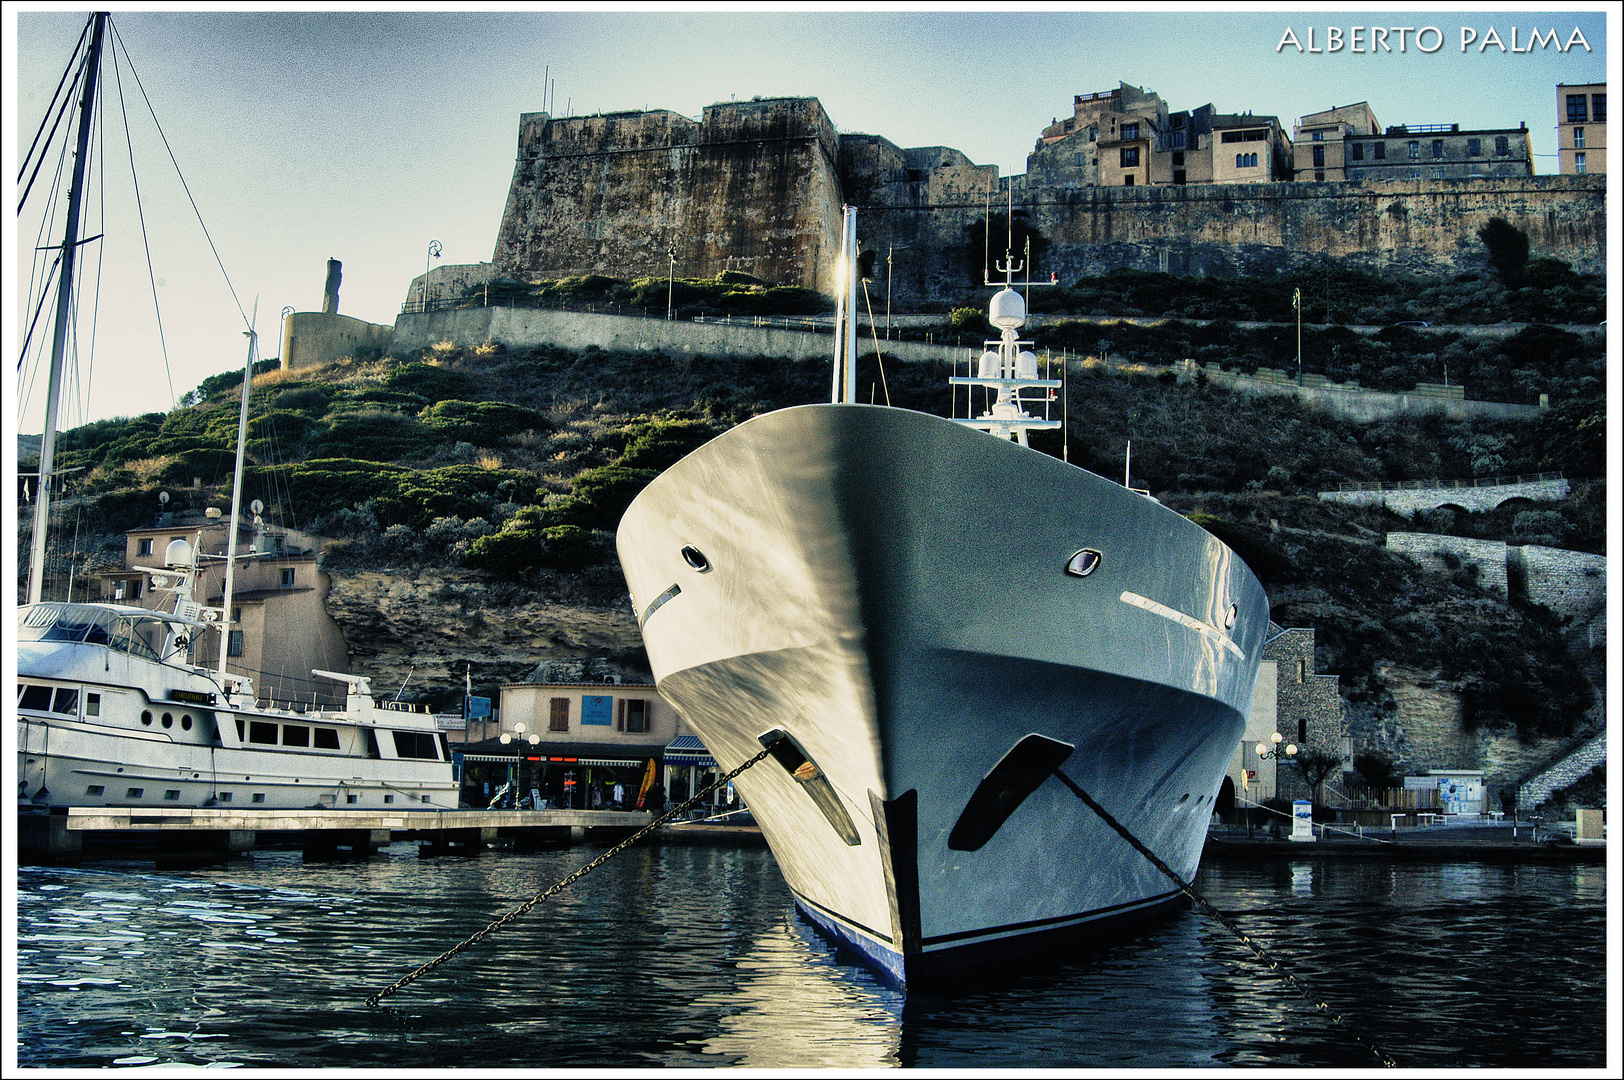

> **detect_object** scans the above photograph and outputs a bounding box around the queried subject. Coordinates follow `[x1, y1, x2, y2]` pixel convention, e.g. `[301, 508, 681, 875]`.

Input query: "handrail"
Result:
[1335, 471, 1563, 493]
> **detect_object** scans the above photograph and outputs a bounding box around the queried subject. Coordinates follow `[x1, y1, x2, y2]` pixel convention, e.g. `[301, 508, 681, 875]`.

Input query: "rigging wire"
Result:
[108, 34, 178, 408]
[107, 18, 252, 334]
[16, 14, 90, 211]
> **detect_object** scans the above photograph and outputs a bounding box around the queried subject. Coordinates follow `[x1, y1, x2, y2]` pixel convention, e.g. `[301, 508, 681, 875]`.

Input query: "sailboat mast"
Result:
[217, 326, 257, 699]
[28, 12, 106, 606]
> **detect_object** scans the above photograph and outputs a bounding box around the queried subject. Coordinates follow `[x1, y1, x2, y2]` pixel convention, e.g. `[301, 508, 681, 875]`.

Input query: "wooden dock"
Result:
[19, 806, 656, 859]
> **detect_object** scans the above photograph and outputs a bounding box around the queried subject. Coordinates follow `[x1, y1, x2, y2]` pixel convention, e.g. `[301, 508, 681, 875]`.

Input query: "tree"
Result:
[1353, 749, 1401, 789]
[1477, 217, 1530, 283]
[1292, 747, 1345, 804]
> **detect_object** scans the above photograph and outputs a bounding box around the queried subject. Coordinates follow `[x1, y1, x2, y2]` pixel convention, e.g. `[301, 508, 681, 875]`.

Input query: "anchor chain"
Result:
[366, 737, 783, 1008]
[1053, 769, 1398, 1069]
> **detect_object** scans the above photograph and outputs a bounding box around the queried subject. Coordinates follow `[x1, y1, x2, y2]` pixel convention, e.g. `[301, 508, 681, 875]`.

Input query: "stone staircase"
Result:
[1518, 731, 1606, 810]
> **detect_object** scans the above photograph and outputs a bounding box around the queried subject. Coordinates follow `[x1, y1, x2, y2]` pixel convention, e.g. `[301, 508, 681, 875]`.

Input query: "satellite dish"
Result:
[158, 491, 170, 505]
[251, 499, 264, 516]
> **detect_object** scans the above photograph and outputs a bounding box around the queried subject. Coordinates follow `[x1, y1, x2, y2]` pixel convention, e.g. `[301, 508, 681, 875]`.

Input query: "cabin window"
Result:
[319, 794, 336, 806]
[164, 790, 181, 801]
[144, 711, 155, 726]
[365, 730, 380, 758]
[181, 715, 192, 730]
[87, 785, 104, 796]
[236, 718, 245, 740]
[392, 731, 440, 760]
[126, 787, 144, 798]
[618, 699, 650, 734]
[86, 693, 101, 716]
[313, 728, 341, 750]
[161, 713, 173, 728]
[282, 725, 310, 748]
[19, 685, 52, 711]
[248, 721, 279, 745]
[53, 688, 80, 715]
[384, 794, 395, 804]
[252, 793, 266, 804]
[218, 792, 232, 802]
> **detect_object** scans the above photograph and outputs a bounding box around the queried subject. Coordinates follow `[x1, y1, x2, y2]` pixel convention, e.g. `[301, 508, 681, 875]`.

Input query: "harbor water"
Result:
[14, 841, 1608, 1069]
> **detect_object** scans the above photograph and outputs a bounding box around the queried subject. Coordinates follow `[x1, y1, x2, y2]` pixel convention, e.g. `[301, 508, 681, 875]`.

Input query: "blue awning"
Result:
[664, 734, 717, 768]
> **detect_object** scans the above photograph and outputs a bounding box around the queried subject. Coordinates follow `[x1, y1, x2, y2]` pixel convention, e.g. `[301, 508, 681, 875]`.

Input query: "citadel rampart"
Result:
[494, 99, 843, 293]
[489, 98, 1606, 308]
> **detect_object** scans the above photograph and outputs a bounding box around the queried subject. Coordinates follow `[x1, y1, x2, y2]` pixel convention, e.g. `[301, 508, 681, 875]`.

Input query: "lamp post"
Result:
[1254, 732, 1297, 837]
[424, 240, 442, 311]
[667, 245, 676, 320]
[1292, 287, 1302, 385]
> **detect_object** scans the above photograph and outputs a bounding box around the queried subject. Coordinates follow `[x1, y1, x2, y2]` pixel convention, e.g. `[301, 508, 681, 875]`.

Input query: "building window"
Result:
[1567, 94, 1588, 123]
[228, 630, 244, 657]
[549, 697, 570, 731]
[1314, 170, 1325, 181]
[1407, 141, 1420, 159]
[1574, 153, 1586, 174]
[1592, 94, 1605, 122]
[1087, 124, 1098, 142]
[1121, 122, 1139, 141]
[1373, 143, 1386, 160]
[1120, 146, 1139, 167]
[1312, 146, 1325, 167]
[1495, 136, 1509, 155]
[1123, 174, 1135, 186]
[1573, 127, 1585, 148]
[137, 538, 154, 556]
[1073, 151, 1087, 166]
[1169, 131, 1186, 149]
[619, 698, 650, 734]
[1466, 138, 1481, 156]
[1431, 140, 1444, 158]
[1351, 143, 1364, 161]
[280, 568, 295, 586]
[1312, 130, 1324, 141]
[1235, 152, 1258, 168]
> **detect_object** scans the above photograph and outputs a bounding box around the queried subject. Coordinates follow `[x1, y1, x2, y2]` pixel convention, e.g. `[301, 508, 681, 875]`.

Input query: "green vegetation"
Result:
[38, 301, 1602, 744]
[460, 271, 832, 320]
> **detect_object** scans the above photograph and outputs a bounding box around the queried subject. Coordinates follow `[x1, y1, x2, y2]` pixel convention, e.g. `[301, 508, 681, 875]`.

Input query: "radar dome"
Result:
[988, 288, 1026, 330]
[977, 350, 1001, 377]
[1015, 350, 1039, 379]
[163, 538, 194, 569]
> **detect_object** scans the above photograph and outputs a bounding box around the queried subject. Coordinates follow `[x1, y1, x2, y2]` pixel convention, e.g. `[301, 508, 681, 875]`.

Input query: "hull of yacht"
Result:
[616, 404, 1268, 986]
[16, 604, 457, 811]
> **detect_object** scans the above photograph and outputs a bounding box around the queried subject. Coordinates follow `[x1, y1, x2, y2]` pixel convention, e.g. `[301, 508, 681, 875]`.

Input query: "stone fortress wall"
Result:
[487, 97, 1606, 308]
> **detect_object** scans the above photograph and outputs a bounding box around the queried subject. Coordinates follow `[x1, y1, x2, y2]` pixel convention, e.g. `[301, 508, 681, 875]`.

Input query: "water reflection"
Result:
[15, 847, 1607, 1069]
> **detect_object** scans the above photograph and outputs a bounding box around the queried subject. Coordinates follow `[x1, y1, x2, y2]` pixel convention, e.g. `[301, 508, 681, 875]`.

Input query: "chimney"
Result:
[322, 258, 342, 315]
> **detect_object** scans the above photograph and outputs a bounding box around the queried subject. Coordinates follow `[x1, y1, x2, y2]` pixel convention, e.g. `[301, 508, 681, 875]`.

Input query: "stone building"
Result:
[1557, 82, 1606, 176]
[97, 515, 350, 708]
[1339, 123, 1533, 181]
[1029, 83, 1170, 188]
[1293, 102, 1383, 181]
[1222, 625, 1348, 812]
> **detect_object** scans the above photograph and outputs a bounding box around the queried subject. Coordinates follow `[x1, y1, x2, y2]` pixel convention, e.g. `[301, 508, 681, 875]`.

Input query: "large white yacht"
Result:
[616, 210, 1267, 986]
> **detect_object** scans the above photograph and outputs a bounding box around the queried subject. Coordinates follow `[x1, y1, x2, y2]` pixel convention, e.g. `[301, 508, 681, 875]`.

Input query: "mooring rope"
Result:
[1053, 768, 1398, 1069]
[365, 737, 783, 1008]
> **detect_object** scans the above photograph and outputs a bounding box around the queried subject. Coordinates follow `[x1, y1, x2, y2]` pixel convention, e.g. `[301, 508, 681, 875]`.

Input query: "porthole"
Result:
[141, 711, 153, 726]
[681, 545, 711, 573]
[1224, 604, 1239, 630]
[1065, 549, 1102, 578]
[181, 715, 193, 731]
[161, 713, 173, 728]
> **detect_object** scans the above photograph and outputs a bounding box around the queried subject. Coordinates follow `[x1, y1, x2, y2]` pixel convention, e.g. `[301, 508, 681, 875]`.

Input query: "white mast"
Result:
[216, 322, 257, 700]
[842, 207, 859, 405]
[28, 13, 107, 606]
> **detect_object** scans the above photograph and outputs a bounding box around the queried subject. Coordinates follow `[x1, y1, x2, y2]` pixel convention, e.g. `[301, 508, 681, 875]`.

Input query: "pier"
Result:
[18, 806, 657, 860]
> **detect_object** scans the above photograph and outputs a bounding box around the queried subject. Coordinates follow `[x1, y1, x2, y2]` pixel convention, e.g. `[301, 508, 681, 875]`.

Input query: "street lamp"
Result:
[667, 245, 676, 320]
[1253, 732, 1297, 838]
[1292, 287, 1302, 385]
[424, 240, 442, 311]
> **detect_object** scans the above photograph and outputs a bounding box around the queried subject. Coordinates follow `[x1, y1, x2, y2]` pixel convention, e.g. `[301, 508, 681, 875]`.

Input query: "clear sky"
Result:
[6, 4, 1614, 433]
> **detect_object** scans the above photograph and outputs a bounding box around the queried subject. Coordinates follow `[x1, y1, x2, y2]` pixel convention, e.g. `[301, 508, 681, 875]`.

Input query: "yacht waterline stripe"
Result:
[1119, 591, 1246, 660]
